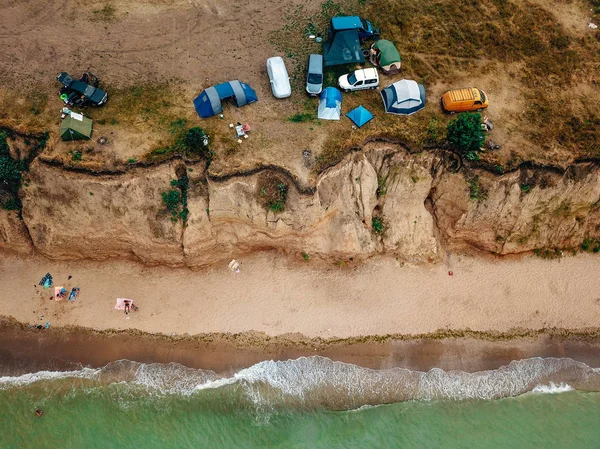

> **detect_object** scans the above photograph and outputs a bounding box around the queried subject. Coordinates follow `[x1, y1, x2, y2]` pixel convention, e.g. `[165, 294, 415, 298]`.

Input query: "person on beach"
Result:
[123, 300, 139, 315]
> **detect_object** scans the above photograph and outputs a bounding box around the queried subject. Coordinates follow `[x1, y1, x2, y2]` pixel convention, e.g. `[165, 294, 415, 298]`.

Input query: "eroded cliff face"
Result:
[2, 143, 599, 265]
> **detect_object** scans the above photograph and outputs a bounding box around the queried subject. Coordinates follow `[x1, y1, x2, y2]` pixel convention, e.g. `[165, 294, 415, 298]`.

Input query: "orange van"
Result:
[441, 88, 488, 113]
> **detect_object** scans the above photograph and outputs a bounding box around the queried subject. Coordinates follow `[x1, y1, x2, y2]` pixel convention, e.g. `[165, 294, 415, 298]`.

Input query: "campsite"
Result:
[1, 0, 598, 183]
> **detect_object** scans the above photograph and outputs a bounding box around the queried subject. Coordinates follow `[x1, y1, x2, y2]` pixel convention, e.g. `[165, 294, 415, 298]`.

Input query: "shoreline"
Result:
[2, 317, 600, 377]
[2, 250, 600, 376]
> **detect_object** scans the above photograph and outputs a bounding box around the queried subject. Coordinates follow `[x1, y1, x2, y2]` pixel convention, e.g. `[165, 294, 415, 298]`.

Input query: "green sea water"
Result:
[2, 357, 600, 448]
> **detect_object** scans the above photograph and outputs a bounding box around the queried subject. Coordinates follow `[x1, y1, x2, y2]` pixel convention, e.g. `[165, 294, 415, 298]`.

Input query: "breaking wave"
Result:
[1, 357, 598, 409]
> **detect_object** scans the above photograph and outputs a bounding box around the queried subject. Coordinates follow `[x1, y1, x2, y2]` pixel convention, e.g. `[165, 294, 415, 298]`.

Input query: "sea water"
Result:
[1, 357, 599, 448]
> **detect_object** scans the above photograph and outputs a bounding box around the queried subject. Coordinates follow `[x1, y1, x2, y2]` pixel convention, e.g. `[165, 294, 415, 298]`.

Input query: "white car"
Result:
[266, 56, 291, 99]
[338, 68, 379, 92]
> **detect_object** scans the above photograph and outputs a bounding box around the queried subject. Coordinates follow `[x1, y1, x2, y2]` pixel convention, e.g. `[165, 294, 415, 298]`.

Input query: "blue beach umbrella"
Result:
[346, 105, 374, 128]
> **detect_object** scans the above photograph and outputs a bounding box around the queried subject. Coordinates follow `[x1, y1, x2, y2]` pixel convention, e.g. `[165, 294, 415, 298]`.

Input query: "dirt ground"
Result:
[0, 0, 599, 181]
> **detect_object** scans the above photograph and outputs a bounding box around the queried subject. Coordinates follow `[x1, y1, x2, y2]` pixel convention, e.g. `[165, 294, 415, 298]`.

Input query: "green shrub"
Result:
[0, 132, 9, 157]
[0, 156, 23, 194]
[446, 112, 485, 157]
[161, 190, 181, 213]
[581, 238, 600, 253]
[184, 127, 210, 158]
[372, 216, 385, 234]
[2, 198, 21, 211]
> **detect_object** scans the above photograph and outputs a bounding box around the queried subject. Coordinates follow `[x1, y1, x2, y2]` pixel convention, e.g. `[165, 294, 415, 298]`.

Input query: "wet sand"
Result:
[2, 317, 600, 376]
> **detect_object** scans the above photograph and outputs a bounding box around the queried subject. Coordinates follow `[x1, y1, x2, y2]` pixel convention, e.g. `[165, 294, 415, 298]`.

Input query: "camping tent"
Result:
[371, 40, 401, 74]
[317, 87, 342, 120]
[193, 80, 258, 118]
[380, 80, 426, 115]
[346, 105, 374, 128]
[60, 113, 93, 141]
[323, 30, 365, 67]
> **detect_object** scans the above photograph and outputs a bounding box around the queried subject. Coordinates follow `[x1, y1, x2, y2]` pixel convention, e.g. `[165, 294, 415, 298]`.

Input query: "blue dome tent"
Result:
[193, 80, 258, 118]
[346, 105, 374, 127]
[380, 79, 426, 115]
[317, 87, 342, 120]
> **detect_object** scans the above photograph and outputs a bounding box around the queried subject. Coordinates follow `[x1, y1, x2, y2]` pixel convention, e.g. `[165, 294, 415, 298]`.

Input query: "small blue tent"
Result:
[346, 105, 374, 127]
[317, 87, 342, 120]
[193, 80, 258, 118]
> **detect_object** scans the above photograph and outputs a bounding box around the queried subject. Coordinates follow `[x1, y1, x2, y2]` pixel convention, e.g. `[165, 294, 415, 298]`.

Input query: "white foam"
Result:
[0, 367, 100, 389]
[531, 382, 574, 394]
[1, 356, 597, 408]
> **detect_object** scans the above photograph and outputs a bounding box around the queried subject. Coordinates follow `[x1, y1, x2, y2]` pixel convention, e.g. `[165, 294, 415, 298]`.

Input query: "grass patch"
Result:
[533, 247, 564, 259]
[257, 172, 289, 213]
[467, 176, 487, 201]
[91, 4, 117, 22]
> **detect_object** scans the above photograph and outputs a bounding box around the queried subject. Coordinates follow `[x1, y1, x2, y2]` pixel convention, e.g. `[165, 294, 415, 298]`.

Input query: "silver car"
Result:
[266, 56, 291, 99]
[305, 54, 323, 96]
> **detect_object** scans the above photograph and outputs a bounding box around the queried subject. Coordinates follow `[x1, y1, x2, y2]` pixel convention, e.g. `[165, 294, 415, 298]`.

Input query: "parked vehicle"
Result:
[441, 87, 488, 114]
[338, 68, 379, 92]
[266, 57, 291, 99]
[57, 72, 108, 106]
[305, 54, 324, 96]
[329, 16, 380, 42]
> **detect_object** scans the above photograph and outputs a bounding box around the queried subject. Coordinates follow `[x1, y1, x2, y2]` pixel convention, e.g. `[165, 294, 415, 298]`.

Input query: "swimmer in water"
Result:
[35, 409, 43, 417]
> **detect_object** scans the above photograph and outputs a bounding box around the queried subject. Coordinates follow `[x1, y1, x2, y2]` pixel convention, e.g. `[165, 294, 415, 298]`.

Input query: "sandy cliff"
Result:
[1, 142, 599, 265]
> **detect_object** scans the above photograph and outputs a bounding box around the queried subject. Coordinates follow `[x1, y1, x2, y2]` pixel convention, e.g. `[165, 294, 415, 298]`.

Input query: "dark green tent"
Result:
[60, 114, 93, 141]
[323, 30, 365, 67]
[371, 40, 402, 74]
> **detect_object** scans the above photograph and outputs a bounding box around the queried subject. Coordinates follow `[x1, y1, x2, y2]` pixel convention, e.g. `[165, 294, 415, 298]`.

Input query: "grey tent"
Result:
[380, 80, 426, 115]
[60, 113, 93, 141]
[323, 30, 365, 67]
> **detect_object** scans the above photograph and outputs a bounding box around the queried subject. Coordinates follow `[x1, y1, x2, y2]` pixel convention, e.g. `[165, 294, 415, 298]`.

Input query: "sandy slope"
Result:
[1, 252, 600, 338]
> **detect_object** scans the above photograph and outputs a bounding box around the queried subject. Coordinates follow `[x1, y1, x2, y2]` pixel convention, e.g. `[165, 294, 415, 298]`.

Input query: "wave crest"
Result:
[1, 357, 598, 408]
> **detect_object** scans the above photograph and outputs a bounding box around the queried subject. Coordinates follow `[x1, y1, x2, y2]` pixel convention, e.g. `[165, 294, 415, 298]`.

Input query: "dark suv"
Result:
[57, 72, 108, 106]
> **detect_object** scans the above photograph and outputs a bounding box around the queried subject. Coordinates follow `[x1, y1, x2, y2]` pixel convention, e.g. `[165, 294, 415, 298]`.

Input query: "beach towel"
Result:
[54, 286, 67, 301]
[68, 287, 80, 302]
[115, 298, 134, 310]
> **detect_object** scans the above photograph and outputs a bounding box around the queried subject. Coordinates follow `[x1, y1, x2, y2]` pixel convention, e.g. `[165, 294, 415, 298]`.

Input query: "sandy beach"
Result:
[1, 252, 600, 339]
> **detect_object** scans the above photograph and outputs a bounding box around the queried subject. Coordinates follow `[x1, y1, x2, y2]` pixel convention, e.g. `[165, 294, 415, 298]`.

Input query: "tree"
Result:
[183, 127, 210, 158]
[446, 112, 485, 159]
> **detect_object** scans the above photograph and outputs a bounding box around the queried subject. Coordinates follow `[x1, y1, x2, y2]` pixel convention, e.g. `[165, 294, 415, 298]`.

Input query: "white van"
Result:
[338, 68, 379, 92]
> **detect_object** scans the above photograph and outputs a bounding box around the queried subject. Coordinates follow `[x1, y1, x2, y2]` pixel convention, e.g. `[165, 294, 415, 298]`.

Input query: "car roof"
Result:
[331, 16, 362, 29]
[308, 54, 323, 66]
[353, 68, 378, 81]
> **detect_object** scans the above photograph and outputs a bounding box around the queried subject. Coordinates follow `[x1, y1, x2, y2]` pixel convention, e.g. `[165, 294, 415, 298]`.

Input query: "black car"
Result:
[57, 72, 108, 106]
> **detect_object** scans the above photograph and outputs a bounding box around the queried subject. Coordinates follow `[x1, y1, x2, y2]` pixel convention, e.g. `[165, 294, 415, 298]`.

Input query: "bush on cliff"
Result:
[446, 113, 485, 160]
[184, 127, 211, 159]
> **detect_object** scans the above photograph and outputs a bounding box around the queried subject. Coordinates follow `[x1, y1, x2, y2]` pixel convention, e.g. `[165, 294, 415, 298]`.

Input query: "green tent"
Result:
[323, 30, 365, 67]
[60, 114, 93, 141]
[372, 40, 401, 74]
